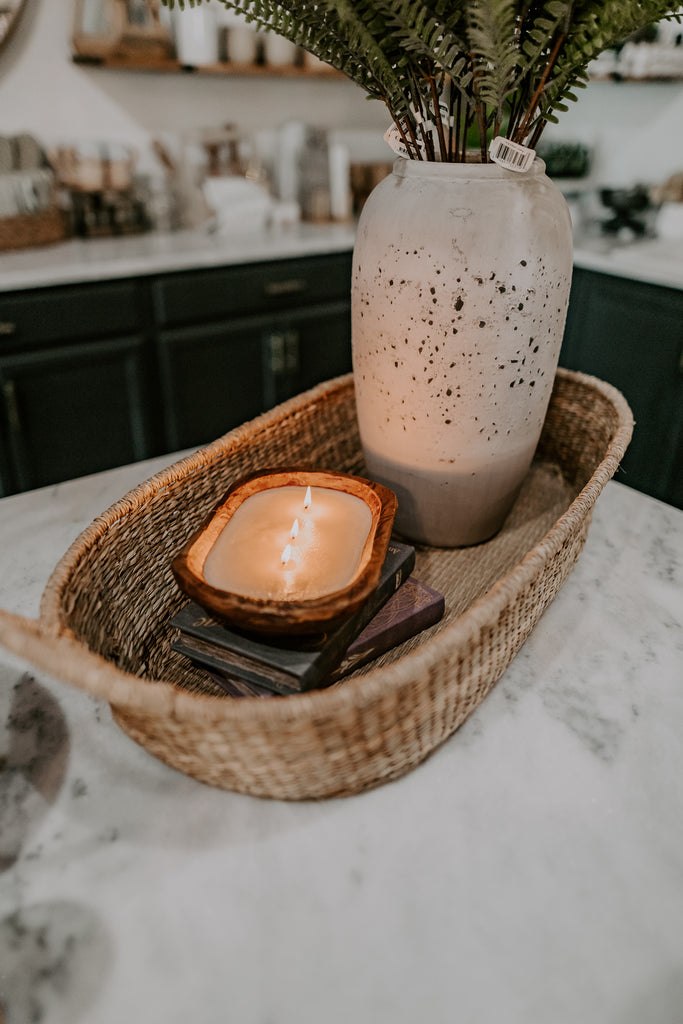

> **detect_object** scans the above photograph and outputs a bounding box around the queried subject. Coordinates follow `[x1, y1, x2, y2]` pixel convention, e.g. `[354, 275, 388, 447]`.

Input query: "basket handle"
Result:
[0, 608, 181, 714]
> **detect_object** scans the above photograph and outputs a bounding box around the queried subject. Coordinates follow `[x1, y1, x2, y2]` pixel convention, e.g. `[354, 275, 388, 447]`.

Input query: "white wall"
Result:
[1, 0, 682, 185]
[542, 79, 683, 187]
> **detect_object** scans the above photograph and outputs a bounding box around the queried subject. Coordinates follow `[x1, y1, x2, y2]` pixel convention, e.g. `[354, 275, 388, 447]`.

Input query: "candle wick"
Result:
[290, 518, 299, 539]
[303, 486, 312, 510]
[281, 543, 292, 566]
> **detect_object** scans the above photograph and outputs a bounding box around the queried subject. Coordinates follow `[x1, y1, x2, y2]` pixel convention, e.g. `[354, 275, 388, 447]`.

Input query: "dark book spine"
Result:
[171, 636, 300, 696]
[172, 542, 415, 693]
[330, 578, 445, 681]
[296, 544, 416, 689]
[199, 577, 445, 698]
[203, 670, 275, 699]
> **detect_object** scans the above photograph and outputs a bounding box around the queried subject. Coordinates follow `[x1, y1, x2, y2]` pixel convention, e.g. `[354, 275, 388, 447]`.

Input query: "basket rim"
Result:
[34, 367, 633, 724]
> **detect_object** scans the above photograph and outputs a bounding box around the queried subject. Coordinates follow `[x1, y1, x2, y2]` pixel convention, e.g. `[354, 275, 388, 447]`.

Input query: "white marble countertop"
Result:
[0, 220, 681, 292]
[0, 452, 682, 1024]
[572, 234, 683, 291]
[0, 223, 357, 292]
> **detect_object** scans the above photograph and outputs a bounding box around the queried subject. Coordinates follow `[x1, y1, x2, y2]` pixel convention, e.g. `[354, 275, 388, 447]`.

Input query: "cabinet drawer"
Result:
[0, 279, 146, 349]
[152, 253, 352, 328]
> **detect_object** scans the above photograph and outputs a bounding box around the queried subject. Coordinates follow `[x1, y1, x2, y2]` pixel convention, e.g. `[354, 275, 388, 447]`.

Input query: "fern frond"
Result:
[162, 0, 683, 160]
[467, 0, 519, 119]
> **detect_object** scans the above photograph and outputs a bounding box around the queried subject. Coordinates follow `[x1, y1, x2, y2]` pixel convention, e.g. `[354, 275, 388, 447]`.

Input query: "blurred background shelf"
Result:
[71, 53, 345, 78]
[590, 73, 683, 82]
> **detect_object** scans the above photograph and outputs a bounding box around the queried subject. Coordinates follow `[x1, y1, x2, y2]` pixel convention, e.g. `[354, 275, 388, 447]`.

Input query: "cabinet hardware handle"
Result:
[267, 331, 299, 375]
[285, 330, 300, 373]
[680, 345, 683, 375]
[268, 333, 286, 374]
[0, 322, 17, 337]
[264, 279, 307, 297]
[3, 379, 22, 434]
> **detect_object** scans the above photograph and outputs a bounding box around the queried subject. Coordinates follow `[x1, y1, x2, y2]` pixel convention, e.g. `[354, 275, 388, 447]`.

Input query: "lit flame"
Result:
[290, 518, 299, 539]
[281, 543, 292, 566]
[303, 486, 312, 509]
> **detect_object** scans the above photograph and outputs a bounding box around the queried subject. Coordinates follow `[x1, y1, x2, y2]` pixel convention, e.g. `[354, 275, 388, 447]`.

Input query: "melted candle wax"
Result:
[203, 485, 373, 601]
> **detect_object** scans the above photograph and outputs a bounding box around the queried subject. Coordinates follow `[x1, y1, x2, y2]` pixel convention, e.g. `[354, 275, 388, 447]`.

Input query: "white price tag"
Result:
[383, 125, 412, 158]
[489, 136, 536, 173]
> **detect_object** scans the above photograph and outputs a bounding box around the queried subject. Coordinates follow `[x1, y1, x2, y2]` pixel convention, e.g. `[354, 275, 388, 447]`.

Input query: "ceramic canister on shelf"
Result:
[218, 7, 258, 64]
[262, 31, 298, 67]
[172, 2, 218, 65]
[227, 23, 258, 63]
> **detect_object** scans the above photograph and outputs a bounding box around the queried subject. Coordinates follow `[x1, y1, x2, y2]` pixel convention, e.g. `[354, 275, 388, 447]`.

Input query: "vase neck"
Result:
[392, 155, 547, 181]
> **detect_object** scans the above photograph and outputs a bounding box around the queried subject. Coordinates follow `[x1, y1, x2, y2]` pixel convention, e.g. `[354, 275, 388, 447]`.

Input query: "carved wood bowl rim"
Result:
[170, 466, 398, 635]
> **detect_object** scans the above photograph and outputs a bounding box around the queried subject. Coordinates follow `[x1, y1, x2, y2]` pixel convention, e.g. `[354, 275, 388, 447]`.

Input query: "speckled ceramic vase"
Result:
[352, 156, 573, 546]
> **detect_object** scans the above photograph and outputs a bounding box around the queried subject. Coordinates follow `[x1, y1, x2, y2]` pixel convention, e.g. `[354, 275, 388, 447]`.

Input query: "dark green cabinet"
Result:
[157, 318, 265, 451]
[560, 267, 683, 508]
[0, 452, 10, 500]
[0, 275, 157, 494]
[156, 298, 352, 453]
[0, 278, 146, 347]
[0, 251, 352, 495]
[0, 335, 154, 493]
[152, 253, 351, 451]
[262, 300, 352, 407]
[670, 438, 683, 510]
[152, 253, 353, 327]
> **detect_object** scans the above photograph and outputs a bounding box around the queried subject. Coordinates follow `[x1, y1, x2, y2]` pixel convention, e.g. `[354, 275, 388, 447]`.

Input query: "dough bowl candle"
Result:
[204, 484, 373, 601]
[171, 469, 397, 635]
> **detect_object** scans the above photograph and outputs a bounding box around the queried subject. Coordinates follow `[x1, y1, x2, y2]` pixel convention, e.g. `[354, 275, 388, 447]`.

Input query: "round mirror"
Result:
[0, 0, 27, 55]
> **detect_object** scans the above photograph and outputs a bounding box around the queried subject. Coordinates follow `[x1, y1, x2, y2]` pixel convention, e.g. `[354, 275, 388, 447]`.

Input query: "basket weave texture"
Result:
[0, 369, 633, 799]
[0, 208, 67, 251]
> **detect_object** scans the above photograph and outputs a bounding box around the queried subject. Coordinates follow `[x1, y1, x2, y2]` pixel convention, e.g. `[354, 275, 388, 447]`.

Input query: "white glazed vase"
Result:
[352, 156, 573, 546]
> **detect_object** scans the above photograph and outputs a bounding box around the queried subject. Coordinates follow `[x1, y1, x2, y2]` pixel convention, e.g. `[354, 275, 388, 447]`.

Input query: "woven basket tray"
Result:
[0, 368, 632, 800]
[0, 208, 67, 252]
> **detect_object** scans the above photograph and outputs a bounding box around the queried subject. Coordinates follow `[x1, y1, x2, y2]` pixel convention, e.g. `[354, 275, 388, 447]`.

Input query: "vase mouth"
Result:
[392, 155, 547, 179]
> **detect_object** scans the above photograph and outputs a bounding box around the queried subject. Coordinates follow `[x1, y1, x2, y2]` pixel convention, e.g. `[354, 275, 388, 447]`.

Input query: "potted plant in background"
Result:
[164, 0, 681, 545]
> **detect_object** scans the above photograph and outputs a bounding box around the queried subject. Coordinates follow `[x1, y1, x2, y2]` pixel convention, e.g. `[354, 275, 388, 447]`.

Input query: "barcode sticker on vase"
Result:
[489, 137, 535, 173]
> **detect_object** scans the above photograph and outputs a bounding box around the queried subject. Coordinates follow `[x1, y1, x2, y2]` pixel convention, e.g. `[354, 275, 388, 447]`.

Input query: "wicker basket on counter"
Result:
[0, 369, 633, 800]
[0, 207, 67, 252]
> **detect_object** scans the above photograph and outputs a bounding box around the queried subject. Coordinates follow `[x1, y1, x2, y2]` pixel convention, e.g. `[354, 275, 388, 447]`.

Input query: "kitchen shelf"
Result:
[589, 73, 683, 82]
[75, 55, 682, 83]
[71, 52, 345, 78]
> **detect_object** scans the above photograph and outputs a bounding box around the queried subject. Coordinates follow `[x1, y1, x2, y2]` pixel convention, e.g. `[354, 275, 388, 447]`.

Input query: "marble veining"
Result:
[0, 900, 111, 1024]
[0, 454, 682, 1024]
[0, 675, 69, 873]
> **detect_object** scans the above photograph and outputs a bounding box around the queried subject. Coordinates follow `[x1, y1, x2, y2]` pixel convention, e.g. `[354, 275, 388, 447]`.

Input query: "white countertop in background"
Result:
[0, 220, 682, 292]
[0, 223, 357, 292]
[572, 234, 683, 291]
[0, 453, 682, 1024]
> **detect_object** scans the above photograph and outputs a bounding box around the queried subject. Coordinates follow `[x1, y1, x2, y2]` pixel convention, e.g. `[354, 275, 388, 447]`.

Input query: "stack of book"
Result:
[170, 540, 444, 697]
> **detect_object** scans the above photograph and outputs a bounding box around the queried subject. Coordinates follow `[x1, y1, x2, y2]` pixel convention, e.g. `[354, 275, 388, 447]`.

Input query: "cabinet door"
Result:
[559, 266, 589, 368]
[157, 319, 265, 452]
[559, 268, 683, 505]
[262, 300, 351, 407]
[0, 336, 153, 493]
[0, 461, 9, 500]
[669, 437, 683, 511]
